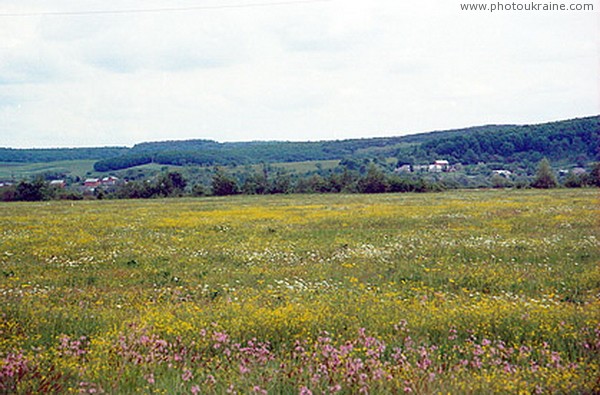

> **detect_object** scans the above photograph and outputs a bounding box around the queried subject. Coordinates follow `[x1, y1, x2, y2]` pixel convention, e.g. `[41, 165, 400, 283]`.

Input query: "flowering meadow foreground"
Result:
[0, 189, 598, 394]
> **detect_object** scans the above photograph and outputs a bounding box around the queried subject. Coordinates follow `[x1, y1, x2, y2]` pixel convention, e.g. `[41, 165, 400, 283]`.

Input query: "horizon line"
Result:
[2, 113, 598, 150]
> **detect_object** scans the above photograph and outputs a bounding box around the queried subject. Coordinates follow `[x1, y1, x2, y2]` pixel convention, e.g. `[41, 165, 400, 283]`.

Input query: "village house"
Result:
[394, 161, 466, 174]
[397, 160, 456, 173]
[428, 160, 450, 173]
[413, 165, 429, 172]
[49, 180, 66, 188]
[429, 164, 442, 172]
[434, 160, 449, 168]
[84, 178, 101, 188]
[394, 164, 412, 173]
[492, 170, 512, 177]
[101, 176, 119, 186]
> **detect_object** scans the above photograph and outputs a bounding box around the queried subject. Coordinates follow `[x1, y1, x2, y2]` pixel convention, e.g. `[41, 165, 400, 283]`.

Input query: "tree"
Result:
[211, 167, 238, 196]
[490, 173, 512, 189]
[589, 162, 600, 187]
[531, 158, 557, 189]
[156, 172, 187, 197]
[388, 175, 418, 193]
[191, 183, 206, 197]
[563, 173, 583, 188]
[305, 174, 329, 193]
[241, 170, 268, 195]
[357, 164, 388, 194]
[268, 171, 292, 194]
[15, 178, 48, 201]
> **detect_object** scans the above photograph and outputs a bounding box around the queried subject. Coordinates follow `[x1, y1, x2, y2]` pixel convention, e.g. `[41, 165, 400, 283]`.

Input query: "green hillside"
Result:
[1, 116, 597, 176]
[0, 147, 127, 163]
[93, 115, 600, 171]
[0, 160, 97, 180]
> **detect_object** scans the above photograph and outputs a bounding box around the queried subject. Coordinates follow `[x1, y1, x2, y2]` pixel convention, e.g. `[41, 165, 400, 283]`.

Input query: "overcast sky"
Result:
[0, 0, 598, 148]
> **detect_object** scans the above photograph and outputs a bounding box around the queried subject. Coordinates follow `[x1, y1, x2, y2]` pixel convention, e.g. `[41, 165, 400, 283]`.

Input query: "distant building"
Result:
[571, 167, 587, 175]
[425, 160, 450, 172]
[84, 178, 101, 188]
[49, 180, 66, 188]
[392, 160, 460, 174]
[413, 165, 429, 172]
[101, 176, 119, 185]
[427, 160, 447, 172]
[394, 164, 412, 173]
[492, 170, 512, 177]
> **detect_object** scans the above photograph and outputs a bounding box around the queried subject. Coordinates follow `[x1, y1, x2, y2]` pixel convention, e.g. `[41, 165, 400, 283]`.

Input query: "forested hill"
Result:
[93, 115, 600, 171]
[1, 116, 597, 170]
[402, 116, 599, 165]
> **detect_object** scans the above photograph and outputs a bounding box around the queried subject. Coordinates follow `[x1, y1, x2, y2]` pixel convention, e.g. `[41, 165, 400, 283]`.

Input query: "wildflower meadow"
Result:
[0, 189, 598, 394]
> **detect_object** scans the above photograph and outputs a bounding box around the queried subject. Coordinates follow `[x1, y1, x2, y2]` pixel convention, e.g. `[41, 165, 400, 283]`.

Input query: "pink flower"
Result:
[182, 369, 193, 382]
[252, 386, 267, 395]
[299, 386, 313, 395]
[191, 385, 201, 395]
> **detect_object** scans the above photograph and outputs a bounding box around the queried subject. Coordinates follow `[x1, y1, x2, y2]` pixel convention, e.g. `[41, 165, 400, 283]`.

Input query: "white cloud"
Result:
[0, 0, 598, 147]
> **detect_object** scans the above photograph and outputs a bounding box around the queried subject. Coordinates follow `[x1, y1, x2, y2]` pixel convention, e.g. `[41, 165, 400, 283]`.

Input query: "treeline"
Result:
[0, 179, 82, 202]
[0, 167, 444, 202]
[0, 147, 128, 163]
[100, 166, 445, 200]
[0, 172, 187, 202]
[204, 160, 600, 196]
[4, 161, 599, 202]
[209, 165, 444, 196]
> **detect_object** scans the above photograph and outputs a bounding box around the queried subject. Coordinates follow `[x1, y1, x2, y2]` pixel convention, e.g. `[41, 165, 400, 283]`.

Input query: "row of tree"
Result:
[3, 160, 598, 202]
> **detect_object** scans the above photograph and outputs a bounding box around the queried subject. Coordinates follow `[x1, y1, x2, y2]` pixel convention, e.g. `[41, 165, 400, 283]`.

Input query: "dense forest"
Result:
[1, 116, 597, 172]
[404, 116, 598, 166]
[93, 139, 412, 171]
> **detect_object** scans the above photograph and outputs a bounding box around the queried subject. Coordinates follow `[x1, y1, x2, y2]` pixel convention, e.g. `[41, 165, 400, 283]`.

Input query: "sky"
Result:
[0, 0, 598, 148]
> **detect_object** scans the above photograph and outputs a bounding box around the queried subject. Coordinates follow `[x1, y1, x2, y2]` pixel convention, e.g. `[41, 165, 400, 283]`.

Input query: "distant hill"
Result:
[0, 147, 128, 163]
[406, 116, 599, 166]
[1, 116, 597, 172]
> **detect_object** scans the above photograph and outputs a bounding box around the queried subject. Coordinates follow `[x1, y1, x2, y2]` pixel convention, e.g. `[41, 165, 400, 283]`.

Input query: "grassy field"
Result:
[0, 190, 598, 394]
[0, 159, 341, 182]
[0, 160, 97, 180]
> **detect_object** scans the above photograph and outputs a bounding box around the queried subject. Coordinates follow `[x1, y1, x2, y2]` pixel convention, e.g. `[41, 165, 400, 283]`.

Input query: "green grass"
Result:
[0, 160, 97, 179]
[0, 189, 598, 394]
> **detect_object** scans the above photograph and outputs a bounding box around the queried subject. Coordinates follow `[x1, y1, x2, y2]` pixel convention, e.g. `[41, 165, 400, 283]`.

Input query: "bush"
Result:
[531, 158, 557, 189]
